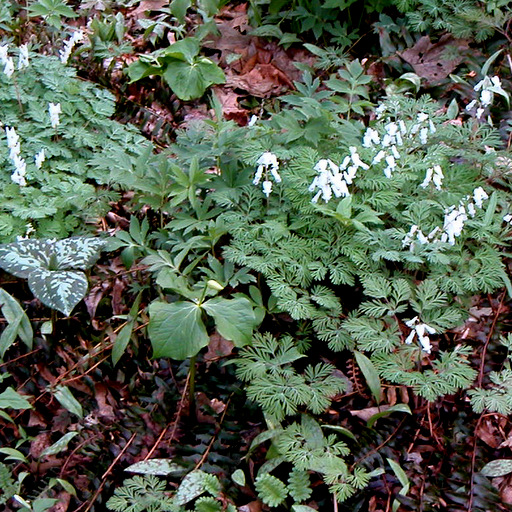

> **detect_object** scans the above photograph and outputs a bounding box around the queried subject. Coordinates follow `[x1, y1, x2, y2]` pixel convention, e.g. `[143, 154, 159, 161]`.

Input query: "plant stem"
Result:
[188, 354, 197, 420]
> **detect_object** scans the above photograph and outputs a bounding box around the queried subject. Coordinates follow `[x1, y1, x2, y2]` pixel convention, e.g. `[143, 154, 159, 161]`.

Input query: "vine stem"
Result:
[477, 291, 505, 387]
[189, 354, 197, 420]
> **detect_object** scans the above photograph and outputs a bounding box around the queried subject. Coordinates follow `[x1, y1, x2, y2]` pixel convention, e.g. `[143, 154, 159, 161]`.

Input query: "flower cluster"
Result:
[253, 152, 281, 197]
[49, 102, 61, 129]
[466, 75, 509, 121]
[404, 316, 436, 354]
[0, 43, 29, 78]
[403, 186, 489, 249]
[309, 147, 368, 203]
[59, 31, 85, 65]
[5, 127, 27, 186]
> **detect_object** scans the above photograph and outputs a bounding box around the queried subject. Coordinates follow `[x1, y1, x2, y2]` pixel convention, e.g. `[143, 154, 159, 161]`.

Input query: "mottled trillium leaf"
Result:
[125, 459, 185, 476]
[0, 237, 105, 316]
[481, 459, 512, 477]
[28, 269, 88, 316]
[40, 432, 79, 458]
[175, 471, 210, 505]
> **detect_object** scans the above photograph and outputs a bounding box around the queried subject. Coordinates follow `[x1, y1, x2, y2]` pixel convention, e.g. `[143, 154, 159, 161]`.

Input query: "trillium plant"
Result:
[0, 237, 105, 316]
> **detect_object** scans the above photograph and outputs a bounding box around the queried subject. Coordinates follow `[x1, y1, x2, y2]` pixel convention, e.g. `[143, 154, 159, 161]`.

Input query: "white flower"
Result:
[59, 30, 84, 64]
[254, 151, 280, 196]
[419, 127, 428, 145]
[34, 149, 45, 169]
[248, 115, 258, 127]
[11, 170, 26, 186]
[17, 44, 29, 70]
[0, 44, 9, 64]
[432, 165, 444, 190]
[310, 158, 350, 203]
[466, 99, 477, 111]
[372, 150, 386, 164]
[442, 206, 467, 245]
[349, 146, 369, 170]
[48, 102, 61, 128]
[262, 180, 272, 197]
[404, 316, 435, 354]
[3, 57, 14, 78]
[5, 126, 19, 149]
[420, 167, 433, 188]
[473, 186, 488, 208]
[391, 145, 400, 160]
[417, 112, 429, 123]
[504, 214, 512, 224]
[362, 127, 380, 148]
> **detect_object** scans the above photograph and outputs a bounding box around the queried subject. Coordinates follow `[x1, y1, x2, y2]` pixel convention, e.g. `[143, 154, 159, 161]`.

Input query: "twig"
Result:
[467, 413, 484, 512]
[0, 348, 41, 368]
[74, 432, 137, 512]
[478, 291, 506, 387]
[144, 372, 190, 461]
[194, 394, 233, 471]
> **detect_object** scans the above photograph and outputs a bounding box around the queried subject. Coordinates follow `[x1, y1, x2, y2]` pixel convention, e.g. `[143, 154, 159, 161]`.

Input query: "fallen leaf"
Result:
[238, 500, 263, 512]
[94, 383, 116, 421]
[399, 35, 469, 85]
[30, 432, 52, 459]
[48, 492, 71, 512]
[204, 332, 234, 362]
[350, 406, 390, 422]
[476, 417, 502, 448]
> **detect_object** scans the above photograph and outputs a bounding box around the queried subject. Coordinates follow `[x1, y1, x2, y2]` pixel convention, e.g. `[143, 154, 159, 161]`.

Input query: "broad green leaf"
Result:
[0, 289, 33, 356]
[367, 404, 412, 428]
[202, 297, 256, 347]
[170, 0, 191, 23]
[293, 506, 318, 512]
[28, 269, 88, 316]
[50, 478, 76, 495]
[175, 470, 209, 505]
[163, 58, 225, 101]
[481, 459, 512, 477]
[40, 432, 78, 458]
[354, 351, 382, 403]
[0, 387, 32, 409]
[126, 459, 185, 476]
[160, 37, 200, 63]
[32, 498, 59, 512]
[0, 447, 28, 462]
[127, 60, 162, 82]
[53, 385, 83, 418]
[148, 301, 208, 359]
[231, 469, 246, 486]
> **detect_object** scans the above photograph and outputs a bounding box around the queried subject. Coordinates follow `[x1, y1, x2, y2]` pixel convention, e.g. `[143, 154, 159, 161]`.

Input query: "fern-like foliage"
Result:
[106, 475, 180, 512]
[0, 462, 16, 506]
[235, 333, 345, 422]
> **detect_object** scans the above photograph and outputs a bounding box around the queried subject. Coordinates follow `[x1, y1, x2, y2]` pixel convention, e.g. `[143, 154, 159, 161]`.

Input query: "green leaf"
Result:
[160, 37, 200, 62]
[0, 387, 32, 409]
[481, 459, 512, 477]
[0, 289, 33, 354]
[231, 469, 246, 487]
[354, 351, 382, 403]
[125, 459, 185, 476]
[28, 269, 88, 316]
[202, 297, 256, 347]
[367, 404, 412, 428]
[53, 385, 83, 418]
[163, 58, 225, 101]
[255, 474, 288, 507]
[321, 424, 357, 441]
[170, 0, 191, 23]
[127, 60, 162, 82]
[148, 301, 208, 359]
[40, 432, 78, 458]
[387, 458, 410, 494]
[112, 320, 135, 366]
[0, 447, 28, 462]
